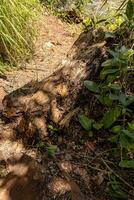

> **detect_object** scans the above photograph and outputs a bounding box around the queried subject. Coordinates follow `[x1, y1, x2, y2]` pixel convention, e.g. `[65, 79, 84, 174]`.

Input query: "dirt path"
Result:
[0, 13, 82, 200]
[0, 12, 79, 93]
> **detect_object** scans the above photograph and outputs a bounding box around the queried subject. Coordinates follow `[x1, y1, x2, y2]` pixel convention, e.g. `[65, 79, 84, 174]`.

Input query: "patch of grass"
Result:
[0, 61, 10, 74]
[0, 0, 41, 66]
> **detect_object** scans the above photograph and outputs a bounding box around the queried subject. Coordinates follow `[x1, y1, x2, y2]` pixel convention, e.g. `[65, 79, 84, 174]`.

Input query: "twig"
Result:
[101, 158, 134, 191]
[116, 0, 127, 13]
[73, 161, 108, 173]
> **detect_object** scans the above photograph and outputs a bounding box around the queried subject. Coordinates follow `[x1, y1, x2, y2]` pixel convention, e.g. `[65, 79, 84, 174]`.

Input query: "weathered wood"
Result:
[2, 29, 107, 140]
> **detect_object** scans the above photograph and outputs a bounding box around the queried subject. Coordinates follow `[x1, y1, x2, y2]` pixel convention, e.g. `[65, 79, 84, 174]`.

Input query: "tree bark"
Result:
[2, 29, 107, 140]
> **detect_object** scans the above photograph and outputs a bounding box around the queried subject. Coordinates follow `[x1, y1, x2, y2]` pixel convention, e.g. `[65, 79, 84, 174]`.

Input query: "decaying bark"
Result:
[2, 29, 107, 140]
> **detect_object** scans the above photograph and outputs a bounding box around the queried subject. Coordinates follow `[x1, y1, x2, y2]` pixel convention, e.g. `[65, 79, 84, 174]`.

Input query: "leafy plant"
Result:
[48, 124, 58, 132]
[36, 141, 45, 149]
[107, 175, 128, 199]
[119, 160, 134, 169]
[84, 80, 100, 93]
[101, 107, 122, 129]
[81, 45, 134, 167]
[47, 145, 58, 157]
[78, 114, 92, 131]
[82, 47, 134, 130]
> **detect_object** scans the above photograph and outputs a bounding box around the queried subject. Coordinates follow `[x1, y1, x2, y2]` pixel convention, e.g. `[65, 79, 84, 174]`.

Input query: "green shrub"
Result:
[0, 0, 41, 65]
[41, 0, 90, 17]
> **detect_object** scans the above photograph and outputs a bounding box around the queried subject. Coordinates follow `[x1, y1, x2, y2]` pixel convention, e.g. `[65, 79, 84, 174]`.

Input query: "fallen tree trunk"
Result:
[2, 29, 107, 141]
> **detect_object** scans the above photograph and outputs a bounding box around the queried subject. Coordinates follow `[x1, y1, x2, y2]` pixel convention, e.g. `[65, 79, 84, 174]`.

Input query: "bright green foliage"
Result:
[78, 114, 92, 131]
[101, 107, 122, 129]
[48, 124, 58, 132]
[93, 122, 103, 130]
[119, 160, 134, 168]
[0, 0, 41, 65]
[111, 125, 122, 133]
[84, 80, 100, 93]
[128, 121, 134, 130]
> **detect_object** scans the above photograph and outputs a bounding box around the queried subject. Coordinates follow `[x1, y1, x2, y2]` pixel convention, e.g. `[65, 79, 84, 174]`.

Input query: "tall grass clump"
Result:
[0, 0, 41, 65]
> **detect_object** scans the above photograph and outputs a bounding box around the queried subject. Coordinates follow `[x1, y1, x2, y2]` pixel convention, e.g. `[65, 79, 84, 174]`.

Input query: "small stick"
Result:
[101, 158, 134, 191]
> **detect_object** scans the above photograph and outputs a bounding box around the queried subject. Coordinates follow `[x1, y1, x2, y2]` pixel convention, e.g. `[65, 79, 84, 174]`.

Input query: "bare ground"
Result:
[0, 12, 79, 93]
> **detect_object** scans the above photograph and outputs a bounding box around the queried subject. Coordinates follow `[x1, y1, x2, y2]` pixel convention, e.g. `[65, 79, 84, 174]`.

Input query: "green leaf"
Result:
[108, 178, 128, 199]
[108, 83, 121, 90]
[109, 93, 120, 101]
[120, 133, 134, 150]
[123, 130, 134, 140]
[101, 107, 121, 129]
[105, 74, 118, 83]
[100, 68, 119, 79]
[109, 49, 119, 58]
[36, 141, 45, 149]
[112, 125, 122, 133]
[98, 95, 113, 106]
[48, 124, 58, 132]
[109, 187, 128, 199]
[101, 58, 121, 68]
[84, 80, 100, 93]
[121, 47, 134, 59]
[101, 69, 119, 75]
[119, 160, 134, 169]
[124, 95, 134, 107]
[47, 145, 58, 157]
[78, 115, 92, 131]
[93, 122, 103, 130]
[122, 108, 127, 115]
[101, 59, 113, 67]
[128, 122, 134, 131]
[126, 0, 134, 20]
[118, 93, 127, 106]
[109, 93, 127, 105]
[108, 134, 119, 143]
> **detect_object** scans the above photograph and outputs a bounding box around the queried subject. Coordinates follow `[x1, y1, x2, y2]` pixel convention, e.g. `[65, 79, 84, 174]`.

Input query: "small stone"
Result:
[43, 42, 54, 49]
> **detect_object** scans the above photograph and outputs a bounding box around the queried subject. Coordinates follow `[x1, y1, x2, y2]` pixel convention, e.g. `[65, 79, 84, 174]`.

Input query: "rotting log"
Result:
[2, 29, 107, 141]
